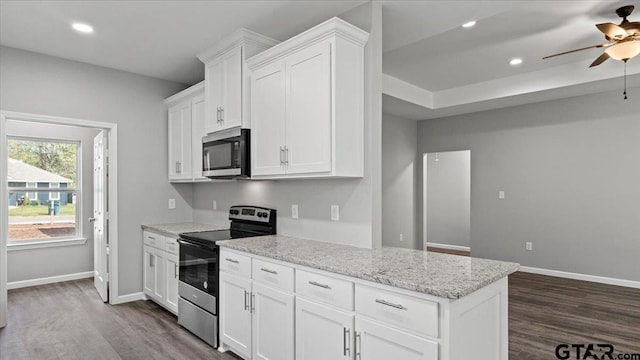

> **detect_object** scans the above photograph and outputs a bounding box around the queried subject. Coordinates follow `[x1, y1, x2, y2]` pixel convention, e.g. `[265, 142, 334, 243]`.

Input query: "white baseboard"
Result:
[519, 266, 640, 289]
[113, 292, 145, 304]
[7, 271, 94, 290]
[426, 242, 471, 252]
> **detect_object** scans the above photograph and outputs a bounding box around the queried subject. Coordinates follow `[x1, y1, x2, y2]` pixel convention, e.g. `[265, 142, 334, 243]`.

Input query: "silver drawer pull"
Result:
[375, 299, 407, 310]
[309, 281, 331, 289]
[147, 236, 155, 240]
[261, 268, 278, 275]
[225, 258, 239, 264]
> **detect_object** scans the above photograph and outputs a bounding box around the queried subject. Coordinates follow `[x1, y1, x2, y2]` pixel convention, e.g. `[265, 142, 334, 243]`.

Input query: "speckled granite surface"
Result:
[218, 235, 519, 299]
[141, 222, 227, 237]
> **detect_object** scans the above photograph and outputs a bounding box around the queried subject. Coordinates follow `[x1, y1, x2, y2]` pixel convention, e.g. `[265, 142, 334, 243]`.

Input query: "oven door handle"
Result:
[177, 239, 214, 251]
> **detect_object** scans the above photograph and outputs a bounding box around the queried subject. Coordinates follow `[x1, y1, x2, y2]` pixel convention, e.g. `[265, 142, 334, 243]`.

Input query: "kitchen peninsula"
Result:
[217, 235, 519, 360]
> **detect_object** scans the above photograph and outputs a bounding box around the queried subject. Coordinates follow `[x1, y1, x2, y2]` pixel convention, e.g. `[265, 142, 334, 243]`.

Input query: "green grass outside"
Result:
[9, 204, 76, 216]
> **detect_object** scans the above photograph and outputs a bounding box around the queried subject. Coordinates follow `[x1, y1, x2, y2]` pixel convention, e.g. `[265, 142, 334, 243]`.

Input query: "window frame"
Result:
[6, 136, 84, 248]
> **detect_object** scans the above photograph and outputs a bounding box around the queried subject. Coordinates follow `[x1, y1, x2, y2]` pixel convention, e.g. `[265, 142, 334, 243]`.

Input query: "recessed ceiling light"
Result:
[72, 23, 94, 34]
[462, 21, 476, 28]
[509, 58, 523, 66]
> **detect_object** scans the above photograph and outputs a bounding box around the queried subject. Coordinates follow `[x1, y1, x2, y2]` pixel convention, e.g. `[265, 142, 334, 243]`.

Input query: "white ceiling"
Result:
[1, 0, 639, 120]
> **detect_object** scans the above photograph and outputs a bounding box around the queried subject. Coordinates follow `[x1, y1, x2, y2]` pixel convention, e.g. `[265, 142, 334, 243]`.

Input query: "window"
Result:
[7, 137, 81, 244]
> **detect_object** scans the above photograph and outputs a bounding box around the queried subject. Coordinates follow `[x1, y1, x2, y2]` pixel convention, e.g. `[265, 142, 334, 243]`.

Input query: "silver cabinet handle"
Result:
[177, 161, 182, 174]
[309, 281, 331, 289]
[220, 107, 224, 122]
[355, 332, 361, 359]
[174, 263, 178, 278]
[375, 299, 407, 310]
[284, 146, 289, 165]
[216, 107, 221, 122]
[251, 293, 256, 313]
[260, 268, 278, 275]
[244, 290, 249, 311]
[149, 253, 154, 268]
[343, 328, 351, 356]
[280, 146, 284, 165]
[225, 258, 239, 264]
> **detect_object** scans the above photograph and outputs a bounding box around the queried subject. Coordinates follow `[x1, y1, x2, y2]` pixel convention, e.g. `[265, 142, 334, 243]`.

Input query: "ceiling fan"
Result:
[543, 5, 640, 67]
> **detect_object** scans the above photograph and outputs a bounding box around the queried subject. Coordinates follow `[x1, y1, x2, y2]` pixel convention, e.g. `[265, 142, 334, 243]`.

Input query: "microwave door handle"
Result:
[204, 150, 210, 171]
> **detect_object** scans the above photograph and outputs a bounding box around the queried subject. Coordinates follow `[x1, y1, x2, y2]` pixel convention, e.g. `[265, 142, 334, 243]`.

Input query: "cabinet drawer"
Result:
[296, 269, 354, 310]
[165, 236, 179, 255]
[143, 231, 165, 250]
[355, 284, 439, 339]
[252, 258, 294, 292]
[219, 249, 251, 278]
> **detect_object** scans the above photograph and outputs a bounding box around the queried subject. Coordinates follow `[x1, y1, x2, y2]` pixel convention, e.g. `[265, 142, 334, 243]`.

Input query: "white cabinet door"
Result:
[296, 297, 354, 360]
[191, 94, 207, 180]
[355, 317, 438, 360]
[152, 248, 165, 303]
[220, 46, 243, 130]
[143, 245, 156, 298]
[220, 271, 252, 359]
[164, 252, 179, 314]
[284, 41, 332, 175]
[205, 58, 224, 133]
[251, 61, 286, 176]
[252, 282, 294, 360]
[168, 102, 192, 180]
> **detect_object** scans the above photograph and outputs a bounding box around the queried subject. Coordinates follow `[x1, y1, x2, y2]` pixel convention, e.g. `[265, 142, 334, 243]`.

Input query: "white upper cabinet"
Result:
[247, 17, 369, 179]
[198, 29, 279, 134]
[165, 82, 208, 182]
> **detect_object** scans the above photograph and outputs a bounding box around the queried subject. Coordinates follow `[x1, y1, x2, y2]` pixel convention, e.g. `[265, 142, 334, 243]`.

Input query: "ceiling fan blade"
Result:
[589, 52, 610, 67]
[596, 23, 627, 39]
[543, 43, 609, 59]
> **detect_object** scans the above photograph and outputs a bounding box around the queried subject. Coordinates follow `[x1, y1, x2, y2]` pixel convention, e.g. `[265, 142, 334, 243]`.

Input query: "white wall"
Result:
[381, 114, 418, 249]
[417, 86, 640, 281]
[5, 121, 99, 282]
[425, 150, 470, 249]
[0, 46, 191, 295]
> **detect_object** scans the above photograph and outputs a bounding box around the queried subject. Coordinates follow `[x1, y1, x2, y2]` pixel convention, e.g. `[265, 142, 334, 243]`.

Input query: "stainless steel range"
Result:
[177, 205, 276, 347]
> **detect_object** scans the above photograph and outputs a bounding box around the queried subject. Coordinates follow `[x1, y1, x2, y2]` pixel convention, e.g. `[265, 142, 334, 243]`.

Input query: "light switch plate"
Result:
[291, 204, 299, 219]
[331, 205, 339, 221]
[168, 198, 176, 209]
[499, 191, 505, 199]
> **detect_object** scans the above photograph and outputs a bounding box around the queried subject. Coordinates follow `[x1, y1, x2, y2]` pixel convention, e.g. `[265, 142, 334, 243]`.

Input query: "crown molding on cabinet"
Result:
[197, 28, 280, 64]
[163, 81, 204, 106]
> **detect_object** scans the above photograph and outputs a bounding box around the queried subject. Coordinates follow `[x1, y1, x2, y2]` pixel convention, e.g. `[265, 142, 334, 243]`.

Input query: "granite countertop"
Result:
[141, 222, 227, 237]
[218, 235, 519, 299]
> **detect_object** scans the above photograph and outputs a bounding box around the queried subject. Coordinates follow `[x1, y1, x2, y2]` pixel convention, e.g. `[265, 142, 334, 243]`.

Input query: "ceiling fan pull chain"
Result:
[623, 60, 627, 100]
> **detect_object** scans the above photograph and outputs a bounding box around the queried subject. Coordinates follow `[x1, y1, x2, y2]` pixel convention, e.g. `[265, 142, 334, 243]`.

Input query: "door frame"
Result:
[0, 111, 120, 326]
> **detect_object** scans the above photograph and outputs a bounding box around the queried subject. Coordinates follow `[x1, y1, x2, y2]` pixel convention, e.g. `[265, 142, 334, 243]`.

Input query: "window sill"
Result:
[7, 237, 88, 252]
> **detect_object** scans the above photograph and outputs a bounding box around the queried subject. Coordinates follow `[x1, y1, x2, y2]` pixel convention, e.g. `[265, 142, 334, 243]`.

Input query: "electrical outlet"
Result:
[331, 205, 340, 221]
[399, 234, 404, 242]
[526, 242, 533, 251]
[291, 204, 299, 219]
[168, 198, 176, 209]
[499, 191, 505, 199]
[212, 200, 217, 210]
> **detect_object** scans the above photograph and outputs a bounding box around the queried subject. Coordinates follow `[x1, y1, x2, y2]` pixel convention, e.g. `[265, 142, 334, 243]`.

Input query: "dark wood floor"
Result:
[0, 280, 240, 360]
[1, 273, 638, 359]
[426, 246, 471, 256]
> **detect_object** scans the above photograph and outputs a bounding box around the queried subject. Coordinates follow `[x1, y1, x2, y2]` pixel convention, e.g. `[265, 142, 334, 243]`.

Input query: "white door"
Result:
[355, 317, 438, 360]
[164, 253, 179, 314]
[142, 245, 156, 298]
[93, 131, 109, 302]
[285, 41, 332, 175]
[220, 46, 243, 130]
[252, 282, 295, 360]
[168, 102, 192, 180]
[191, 94, 207, 180]
[153, 248, 165, 302]
[296, 297, 354, 360]
[205, 58, 224, 133]
[251, 61, 287, 176]
[220, 272, 252, 358]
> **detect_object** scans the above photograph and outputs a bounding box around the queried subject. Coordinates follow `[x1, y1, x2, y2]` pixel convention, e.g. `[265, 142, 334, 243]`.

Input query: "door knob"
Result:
[88, 217, 96, 223]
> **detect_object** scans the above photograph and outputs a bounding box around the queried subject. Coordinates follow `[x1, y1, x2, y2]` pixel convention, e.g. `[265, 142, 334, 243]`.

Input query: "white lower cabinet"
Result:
[142, 230, 179, 315]
[355, 317, 438, 360]
[295, 297, 354, 360]
[219, 271, 252, 359]
[252, 282, 294, 360]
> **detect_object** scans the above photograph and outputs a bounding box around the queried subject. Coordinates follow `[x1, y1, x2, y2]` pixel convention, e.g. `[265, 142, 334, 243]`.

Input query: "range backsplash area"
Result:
[191, 179, 373, 248]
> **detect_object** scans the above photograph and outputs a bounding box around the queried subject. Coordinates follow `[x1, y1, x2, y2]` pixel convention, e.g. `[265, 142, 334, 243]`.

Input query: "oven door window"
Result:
[203, 140, 240, 171]
[178, 241, 217, 295]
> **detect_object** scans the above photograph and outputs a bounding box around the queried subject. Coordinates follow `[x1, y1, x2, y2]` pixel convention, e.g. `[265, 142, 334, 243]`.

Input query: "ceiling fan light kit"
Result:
[543, 5, 639, 99]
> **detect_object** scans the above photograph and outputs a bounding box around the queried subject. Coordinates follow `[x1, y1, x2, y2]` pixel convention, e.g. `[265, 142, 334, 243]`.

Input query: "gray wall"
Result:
[418, 87, 640, 281]
[5, 121, 99, 282]
[425, 150, 470, 249]
[381, 114, 418, 249]
[0, 46, 191, 295]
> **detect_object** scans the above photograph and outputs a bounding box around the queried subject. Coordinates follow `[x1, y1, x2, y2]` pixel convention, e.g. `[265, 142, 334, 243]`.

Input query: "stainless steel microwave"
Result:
[202, 128, 250, 179]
